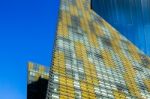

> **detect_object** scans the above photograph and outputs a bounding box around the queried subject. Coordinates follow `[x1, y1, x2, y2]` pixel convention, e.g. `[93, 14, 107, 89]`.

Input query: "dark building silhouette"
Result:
[27, 77, 48, 99]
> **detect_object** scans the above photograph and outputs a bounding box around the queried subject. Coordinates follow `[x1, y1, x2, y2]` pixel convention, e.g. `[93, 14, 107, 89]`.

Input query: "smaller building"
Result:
[28, 62, 49, 84]
[27, 62, 49, 99]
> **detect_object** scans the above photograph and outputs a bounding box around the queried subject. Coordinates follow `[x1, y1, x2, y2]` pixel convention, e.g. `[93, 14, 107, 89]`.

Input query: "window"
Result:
[78, 72, 85, 80]
[65, 57, 72, 69]
[33, 65, 39, 71]
[133, 65, 143, 72]
[54, 74, 59, 82]
[71, 16, 80, 27]
[93, 15, 104, 27]
[89, 22, 95, 33]
[77, 59, 84, 70]
[87, 51, 103, 62]
[76, 59, 85, 80]
[64, 49, 72, 57]
[94, 53, 103, 60]
[74, 81, 80, 88]
[87, 51, 94, 62]
[50, 83, 59, 94]
[29, 75, 35, 83]
[74, 72, 79, 80]
[72, 64, 78, 71]
[140, 54, 150, 67]
[94, 86, 100, 94]
[138, 83, 147, 90]
[72, 32, 84, 40]
[51, 93, 59, 99]
[70, 0, 76, 5]
[57, 37, 71, 50]
[30, 72, 35, 76]
[75, 89, 81, 99]
[66, 69, 73, 78]
[120, 40, 129, 50]
[115, 83, 128, 91]
[100, 37, 112, 48]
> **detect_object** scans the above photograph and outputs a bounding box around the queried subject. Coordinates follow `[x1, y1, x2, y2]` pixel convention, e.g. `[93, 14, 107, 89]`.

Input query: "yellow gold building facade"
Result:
[46, 0, 150, 99]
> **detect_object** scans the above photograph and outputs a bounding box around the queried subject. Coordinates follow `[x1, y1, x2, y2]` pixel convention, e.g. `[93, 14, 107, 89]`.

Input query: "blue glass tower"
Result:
[92, 0, 150, 56]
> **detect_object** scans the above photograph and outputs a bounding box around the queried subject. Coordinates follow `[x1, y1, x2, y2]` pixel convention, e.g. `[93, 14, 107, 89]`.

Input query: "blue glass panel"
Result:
[92, 0, 150, 56]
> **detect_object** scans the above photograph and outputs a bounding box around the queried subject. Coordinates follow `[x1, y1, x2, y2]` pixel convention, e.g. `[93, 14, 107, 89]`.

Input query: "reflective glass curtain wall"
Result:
[92, 0, 150, 56]
[46, 0, 150, 99]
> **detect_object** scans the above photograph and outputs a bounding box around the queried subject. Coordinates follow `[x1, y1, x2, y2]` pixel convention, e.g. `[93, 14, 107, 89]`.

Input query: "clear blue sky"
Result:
[0, 0, 59, 99]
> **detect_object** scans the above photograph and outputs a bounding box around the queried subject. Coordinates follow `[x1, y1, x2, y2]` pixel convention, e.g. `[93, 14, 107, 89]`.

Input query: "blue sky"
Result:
[0, 0, 59, 99]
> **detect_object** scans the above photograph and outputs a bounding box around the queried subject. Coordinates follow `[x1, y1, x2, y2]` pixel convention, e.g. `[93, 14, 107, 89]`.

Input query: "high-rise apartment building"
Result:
[46, 0, 150, 99]
[28, 62, 49, 84]
[27, 62, 49, 99]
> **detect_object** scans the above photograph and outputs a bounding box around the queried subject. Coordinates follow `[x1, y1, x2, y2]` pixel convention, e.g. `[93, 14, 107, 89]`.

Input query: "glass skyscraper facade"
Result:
[92, 0, 150, 56]
[46, 0, 150, 99]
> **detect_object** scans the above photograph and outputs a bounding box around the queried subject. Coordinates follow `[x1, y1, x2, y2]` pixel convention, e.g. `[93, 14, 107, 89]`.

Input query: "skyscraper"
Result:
[27, 62, 49, 99]
[28, 62, 49, 84]
[92, 0, 150, 56]
[46, 0, 150, 99]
